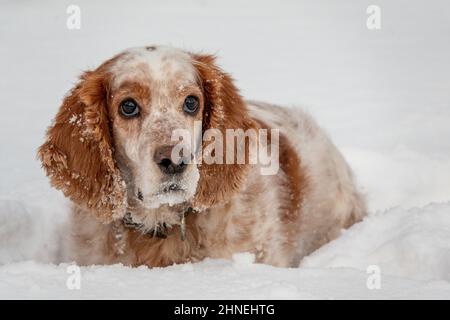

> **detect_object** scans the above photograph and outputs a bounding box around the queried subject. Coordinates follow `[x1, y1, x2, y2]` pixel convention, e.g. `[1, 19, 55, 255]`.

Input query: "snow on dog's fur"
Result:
[38, 46, 366, 267]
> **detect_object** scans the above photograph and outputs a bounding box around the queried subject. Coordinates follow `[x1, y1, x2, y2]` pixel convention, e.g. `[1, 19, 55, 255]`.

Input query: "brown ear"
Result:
[191, 54, 256, 210]
[38, 69, 126, 222]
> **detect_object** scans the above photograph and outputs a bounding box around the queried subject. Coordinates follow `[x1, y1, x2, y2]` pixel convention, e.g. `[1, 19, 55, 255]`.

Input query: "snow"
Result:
[1, 0, 450, 299]
[302, 203, 450, 282]
[232, 252, 256, 268]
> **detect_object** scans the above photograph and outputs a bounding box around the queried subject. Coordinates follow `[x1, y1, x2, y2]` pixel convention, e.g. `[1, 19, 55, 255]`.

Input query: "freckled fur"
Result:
[39, 46, 366, 268]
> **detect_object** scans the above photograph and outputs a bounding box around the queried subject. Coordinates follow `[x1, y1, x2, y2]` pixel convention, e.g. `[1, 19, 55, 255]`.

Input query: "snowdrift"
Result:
[0, 199, 449, 299]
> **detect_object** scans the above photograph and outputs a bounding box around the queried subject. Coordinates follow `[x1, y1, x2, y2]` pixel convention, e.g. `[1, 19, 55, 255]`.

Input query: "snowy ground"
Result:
[0, 0, 449, 299]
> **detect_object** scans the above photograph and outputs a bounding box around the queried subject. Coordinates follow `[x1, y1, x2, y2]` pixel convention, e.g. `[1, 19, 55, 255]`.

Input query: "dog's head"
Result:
[38, 46, 255, 225]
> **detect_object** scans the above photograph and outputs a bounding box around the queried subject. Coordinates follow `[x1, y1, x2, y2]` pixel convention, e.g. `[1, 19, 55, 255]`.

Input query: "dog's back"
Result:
[247, 101, 366, 262]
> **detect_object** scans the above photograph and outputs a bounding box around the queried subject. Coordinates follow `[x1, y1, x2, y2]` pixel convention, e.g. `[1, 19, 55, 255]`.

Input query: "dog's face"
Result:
[108, 47, 203, 214]
[39, 46, 255, 224]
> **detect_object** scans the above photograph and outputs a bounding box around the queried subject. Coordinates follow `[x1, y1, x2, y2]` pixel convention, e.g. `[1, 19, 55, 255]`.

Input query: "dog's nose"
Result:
[153, 145, 187, 174]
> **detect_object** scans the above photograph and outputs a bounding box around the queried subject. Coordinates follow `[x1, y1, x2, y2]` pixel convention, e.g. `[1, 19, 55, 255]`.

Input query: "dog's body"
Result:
[39, 46, 365, 268]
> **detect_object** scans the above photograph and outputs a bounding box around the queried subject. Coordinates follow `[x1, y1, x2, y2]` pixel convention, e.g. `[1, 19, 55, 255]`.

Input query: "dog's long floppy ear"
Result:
[38, 69, 126, 222]
[191, 54, 257, 210]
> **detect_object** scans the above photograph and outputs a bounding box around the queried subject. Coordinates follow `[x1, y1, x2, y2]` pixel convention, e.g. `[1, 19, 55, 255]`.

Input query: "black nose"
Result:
[154, 145, 187, 174]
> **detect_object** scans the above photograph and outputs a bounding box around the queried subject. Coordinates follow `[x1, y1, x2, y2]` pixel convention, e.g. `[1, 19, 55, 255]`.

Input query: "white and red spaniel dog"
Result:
[38, 46, 366, 268]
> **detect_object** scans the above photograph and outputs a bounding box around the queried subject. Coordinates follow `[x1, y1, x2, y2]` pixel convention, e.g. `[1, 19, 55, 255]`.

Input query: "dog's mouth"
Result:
[154, 182, 188, 207]
[124, 184, 190, 232]
[124, 173, 198, 235]
[135, 182, 188, 209]
[161, 182, 183, 193]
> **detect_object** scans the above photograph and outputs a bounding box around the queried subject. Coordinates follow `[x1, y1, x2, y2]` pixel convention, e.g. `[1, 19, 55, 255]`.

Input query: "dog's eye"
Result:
[120, 99, 140, 118]
[183, 96, 199, 114]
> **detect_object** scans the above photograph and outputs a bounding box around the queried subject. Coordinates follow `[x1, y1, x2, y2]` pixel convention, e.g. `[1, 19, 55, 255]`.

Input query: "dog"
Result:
[38, 46, 366, 267]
